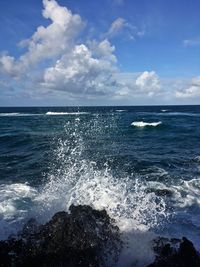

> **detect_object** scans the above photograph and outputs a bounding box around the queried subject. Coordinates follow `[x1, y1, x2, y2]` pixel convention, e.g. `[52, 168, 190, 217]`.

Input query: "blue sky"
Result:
[0, 0, 200, 106]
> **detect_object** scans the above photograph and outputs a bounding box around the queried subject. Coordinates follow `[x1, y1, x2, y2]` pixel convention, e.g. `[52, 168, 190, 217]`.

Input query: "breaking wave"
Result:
[46, 111, 89, 115]
[0, 119, 168, 266]
[131, 121, 162, 127]
[0, 113, 43, 117]
[116, 110, 127, 112]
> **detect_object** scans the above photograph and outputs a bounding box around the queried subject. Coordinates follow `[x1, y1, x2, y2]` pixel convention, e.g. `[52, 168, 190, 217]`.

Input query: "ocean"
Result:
[0, 105, 200, 266]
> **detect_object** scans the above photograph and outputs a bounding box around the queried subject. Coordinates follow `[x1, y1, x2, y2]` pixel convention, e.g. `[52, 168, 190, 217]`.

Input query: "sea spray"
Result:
[0, 115, 168, 266]
[34, 119, 168, 266]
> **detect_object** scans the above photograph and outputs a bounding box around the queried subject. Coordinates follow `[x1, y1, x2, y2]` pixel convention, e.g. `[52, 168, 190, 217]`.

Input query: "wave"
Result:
[46, 111, 89, 116]
[131, 121, 162, 127]
[146, 178, 200, 249]
[33, 133, 167, 267]
[162, 112, 199, 117]
[0, 121, 168, 266]
[0, 113, 20, 116]
[0, 112, 89, 117]
[0, 183, 37, 239]
[116, 110, 127, 112]
[0, 113, 43, 117]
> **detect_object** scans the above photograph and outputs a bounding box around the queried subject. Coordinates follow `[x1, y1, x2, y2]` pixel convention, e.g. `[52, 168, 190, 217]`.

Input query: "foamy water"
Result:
[0, 113, 43, 117]
[0, 121, 168, 266]
[131, 121, 162, 127]
[46, 111, 89, 115]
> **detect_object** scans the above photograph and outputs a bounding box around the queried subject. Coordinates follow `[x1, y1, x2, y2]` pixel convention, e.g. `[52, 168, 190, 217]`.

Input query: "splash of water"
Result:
[33, 119, 168, 266]
[0, 118, 168, 266]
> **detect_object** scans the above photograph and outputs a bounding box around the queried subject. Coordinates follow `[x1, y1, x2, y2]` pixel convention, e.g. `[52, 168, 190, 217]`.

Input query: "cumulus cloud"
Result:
[176, 76, 200, 98]
[0, 55, 17, 76]
[115, 71, 162, 99]
[0, 0, 84, 77]
[87, 39, 117, 63]
[135, 71, 161, 96]
[42, 41, 118, 96]
[0, 0, 161, 103]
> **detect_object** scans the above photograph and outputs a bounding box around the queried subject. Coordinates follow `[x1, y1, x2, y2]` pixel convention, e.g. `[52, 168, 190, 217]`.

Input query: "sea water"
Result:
[0, 105, 200, 266]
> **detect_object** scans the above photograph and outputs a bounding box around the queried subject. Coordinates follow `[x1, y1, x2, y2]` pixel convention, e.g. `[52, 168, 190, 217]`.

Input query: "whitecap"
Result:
[0, 113, 20, 116]
[46, 111, 89, 115]
[116, 110, 127, 112]
[131, 121, 162, 127]
[0, 113, 43, 117]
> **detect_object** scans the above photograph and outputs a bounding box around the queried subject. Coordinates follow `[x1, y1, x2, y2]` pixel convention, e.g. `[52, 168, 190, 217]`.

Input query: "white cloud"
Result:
[42, 41, 118, 96]
[176, 76, 200, 98]
[88, 39, 117, 63]
[135, 71, 161, 96]
[0, 55, 17, 76]
[114, 71, 162, 99]
[107, 17, 143, 40]
[108, 18, 126, 37]
[0, 0, 165, 104]
[0, 0, 84, 77]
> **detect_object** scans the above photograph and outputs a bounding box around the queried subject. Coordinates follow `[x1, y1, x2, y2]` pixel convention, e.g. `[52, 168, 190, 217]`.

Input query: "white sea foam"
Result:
[0, 119, 169, 266]
[147, 178, 200, 209]
[146, 178, 200, 249]
[0, 113, 20, 116]
[0, 113, 43, 117]
[116, 110, 127, 112]
[33, 125, 168, 267]
[194, 155, 200, 162]
[161, 109, 168, 112]
[131, 121, 162, 127]
[172, 178, 200, 209]
[46, 111, 89, 115]
[0, 183, 37, 239]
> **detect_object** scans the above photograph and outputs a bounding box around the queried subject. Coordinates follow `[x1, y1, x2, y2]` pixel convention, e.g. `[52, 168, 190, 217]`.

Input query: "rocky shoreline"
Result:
[0, 205, 199, 267]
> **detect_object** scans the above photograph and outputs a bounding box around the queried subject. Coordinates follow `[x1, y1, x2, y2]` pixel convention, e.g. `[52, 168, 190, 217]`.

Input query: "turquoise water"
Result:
[0, 105, 200, 266]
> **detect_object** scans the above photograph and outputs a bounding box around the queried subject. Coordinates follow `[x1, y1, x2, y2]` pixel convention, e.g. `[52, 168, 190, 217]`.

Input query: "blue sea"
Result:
[0, 105, 200, 266]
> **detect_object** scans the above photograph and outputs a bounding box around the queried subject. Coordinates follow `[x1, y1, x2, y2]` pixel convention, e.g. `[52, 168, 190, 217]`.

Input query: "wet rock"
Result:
[148, 236, 200, 267]
[0, 205, 121, 267]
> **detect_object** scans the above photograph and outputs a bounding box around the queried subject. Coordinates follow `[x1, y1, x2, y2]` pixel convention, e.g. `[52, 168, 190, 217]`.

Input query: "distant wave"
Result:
[0, 113, 42, 117]
[165, 112, 199, 117]
[46, 112, 89, 115]
[116, 110, 127, 112]
[131, 121, 162, 127]
[0, 113, 20, 116]
[136, 111, 200, 117]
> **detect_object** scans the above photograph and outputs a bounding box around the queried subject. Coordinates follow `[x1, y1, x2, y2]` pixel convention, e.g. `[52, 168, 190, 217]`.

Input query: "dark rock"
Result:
[148, 236, 200, 267]
[0, 205, 121, 267]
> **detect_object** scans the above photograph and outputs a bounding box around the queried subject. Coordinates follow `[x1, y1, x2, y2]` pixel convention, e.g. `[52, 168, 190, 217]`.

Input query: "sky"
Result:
[0, 0, 200, 106]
